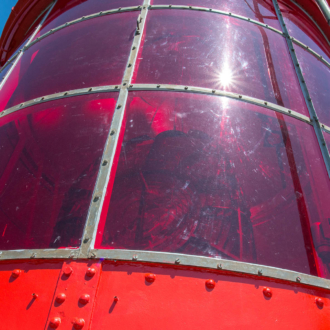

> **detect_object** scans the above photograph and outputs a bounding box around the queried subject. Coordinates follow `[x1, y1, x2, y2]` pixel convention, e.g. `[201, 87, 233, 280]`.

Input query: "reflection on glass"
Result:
[0, 93, 117, 250]
[96, 92, 330, 279]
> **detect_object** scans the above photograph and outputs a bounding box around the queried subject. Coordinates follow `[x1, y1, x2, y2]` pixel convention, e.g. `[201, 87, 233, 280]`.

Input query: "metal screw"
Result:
[132, 46, 136, 50]
[129, 84, 133, 88]
[118, 7, 121, 10]
[175, 258, 180, 264]
[212, 90, 215, 93]
[128, 63, 132, 67]
[115, 85, 119, 89]
[32, 293, 38, 299]
[288, 110, 291, 113]
[93, 196, 99, 202]
[117, 104, 122, 109]
[64, 92, 68, 96]
[89, 88, 93, 92]
[110, 130, 115, 136]
[217, 264, 222, 269]
[83, 237, 89, 243]
[31, 253, 36, 258]
[157, 84, 160, 88]
[239, 95, 242, 99]
[132, 255, 138, 260]
[102, 160, 108, 166]
[209, 8, 212, 11]
[114, 296, 119, 302]
[264, 101, 267, 105]
[258, 269, 262, 275]
[296, 276, 301, 282]
[69, 253, 75, 258]
[20, 103, 24, 107]
[90, 252, 96, 258]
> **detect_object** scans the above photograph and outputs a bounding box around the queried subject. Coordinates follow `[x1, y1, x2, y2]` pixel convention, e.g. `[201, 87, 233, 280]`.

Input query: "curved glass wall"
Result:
[1, 0, 330, 280]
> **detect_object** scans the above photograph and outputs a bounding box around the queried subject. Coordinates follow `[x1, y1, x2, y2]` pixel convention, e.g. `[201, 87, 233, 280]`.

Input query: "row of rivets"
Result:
[62, 266, 96, 277]
[49, 317, 85, 329]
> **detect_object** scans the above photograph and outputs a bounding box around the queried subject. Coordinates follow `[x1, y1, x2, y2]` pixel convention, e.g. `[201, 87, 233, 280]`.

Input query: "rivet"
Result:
[288, 110, 291, 113]
[205, 279, 216, 289]
[212, 90, 215, 93]
[102, 160, 108, 166]
[12, 269, 21, 278]
[93, 196, 99, 202]
[115, 85, 119, 89]
[89, 88, 92, 92]
[264, 101, 267, 105]
[64, 92, 68, 96]
[20, 103, 24, 107]
[132, 46, 136, 50]
[145, 273, 156, 283]
[73, 318, 85, 329]
[56, 293, 66, 303]
[99, 11, 103, 15]
[132, 255, 138, 261]
[32, 293, 38, 299]
[79, 294, 90, 305]
[110, 130, 115, 135]
[315, 297, 324, 308]
[258, 269, 262, 275]
[41, 97, 44, 100]
[49, 317, 61, 328]
[63, 266, 73, 276]
[296, 276, 301, 282]
[123, 83, 127, 86]
[31, 253, 36, 258]
[86, 267, 96, 277]
[157, 84, 160, 88]
[217, 264, 222, 269]
[184, 86, 188, 90]
[263, 287, 272, 298]
[128, 63, 132, 67]
[175, 258, 180, 264]
[239, 95, 242, 99]
[114, 296, 119, 302]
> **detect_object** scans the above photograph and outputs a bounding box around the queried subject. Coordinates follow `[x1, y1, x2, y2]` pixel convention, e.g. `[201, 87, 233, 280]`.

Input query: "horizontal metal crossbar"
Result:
[0, 248, 79, 260]
[0, 85, 119, 117]
[89, 249, 330, 290]
[0, 84, 312, 125]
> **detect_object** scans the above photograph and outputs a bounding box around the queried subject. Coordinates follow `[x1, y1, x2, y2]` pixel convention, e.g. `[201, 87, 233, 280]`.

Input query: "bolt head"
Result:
[49, 317, 61, 328]
[63, 266, 73, 276]
[32, 293, 38, 299]
[79, 294, 90, 305]
[56, 293, 66, 304]
[12, 269, 21, 278]
[263, 287, 272, 298]
[145, 273, 156, 283]
[316, 297, 324, 308]
[114, 296, 119, 302]
[205, 279, 216, 289]
[86, 267, 96, 277]
[73, 318, 85, 329]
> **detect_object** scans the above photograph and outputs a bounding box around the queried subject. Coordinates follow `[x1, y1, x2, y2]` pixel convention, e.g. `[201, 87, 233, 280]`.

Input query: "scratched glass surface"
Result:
[0, 12, 137, 111]
[151, 0, 281, 30]
[35, 0, 142, 37]
[96, 91, 330, 279]
[295, 46, 330, 127]
[279, 0, 330, 64]
[133, 10, 308, 116]
[0, 93, 117, 250]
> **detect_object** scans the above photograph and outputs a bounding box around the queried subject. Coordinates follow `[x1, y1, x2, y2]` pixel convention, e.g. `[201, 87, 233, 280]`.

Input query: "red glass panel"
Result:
[0, 92, 117, 250]
[36, 0, 142, 37]
[0, 12, 137, 111]
[0, 63, 12, 84]
[133, 10, 308, 116]
[151, 0, 281, 30]
[295, 46, 330, 127]
[279, 0, 330, 64]
[96, 91, 330, 279]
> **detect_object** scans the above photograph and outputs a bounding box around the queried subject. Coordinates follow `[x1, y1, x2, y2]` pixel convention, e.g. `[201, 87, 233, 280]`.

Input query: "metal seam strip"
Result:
[78, 0, 151, 258]
[0, 249, 79, 260]
[0, 0, 57, 91]
[273, 0, 330, 178]
[89, 249, 330, 290]
[0, 86, 119, 118]
[0, 84, 312, 125]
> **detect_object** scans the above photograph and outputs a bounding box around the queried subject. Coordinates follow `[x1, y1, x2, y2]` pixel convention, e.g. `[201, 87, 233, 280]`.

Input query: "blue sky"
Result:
[0, 0, 18, 37]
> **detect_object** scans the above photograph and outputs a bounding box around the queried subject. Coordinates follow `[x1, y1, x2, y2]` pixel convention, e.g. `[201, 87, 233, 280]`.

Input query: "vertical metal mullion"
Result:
[272, 0, 330, 178]
[79, 0, 151, 258]
[0, 0, 57, 91]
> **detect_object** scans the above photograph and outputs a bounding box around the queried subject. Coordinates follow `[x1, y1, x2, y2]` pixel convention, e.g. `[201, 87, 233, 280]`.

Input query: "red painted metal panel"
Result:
[46, 261, 102, 329]
[91, 261, 330, 329]
[0, 260, 62, 329]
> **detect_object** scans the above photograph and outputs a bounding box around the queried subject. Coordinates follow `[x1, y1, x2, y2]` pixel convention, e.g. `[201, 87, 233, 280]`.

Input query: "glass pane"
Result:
[0, 92, 117, 250]
[0, 62, 12, 84]
[151, 0, 281, 30]
[133, 10, 308, 116]
[295, 45, 330, 127]
[96, 91, 330, 279]
[0, 12, 137, 111]
[279, 0, 330, 64]
[36, 0, 142, 37]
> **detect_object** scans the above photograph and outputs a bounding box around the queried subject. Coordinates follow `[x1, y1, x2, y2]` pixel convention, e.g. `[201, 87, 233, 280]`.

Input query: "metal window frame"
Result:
[1, 0, 330, 291]
[273, 0, 330, 178]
